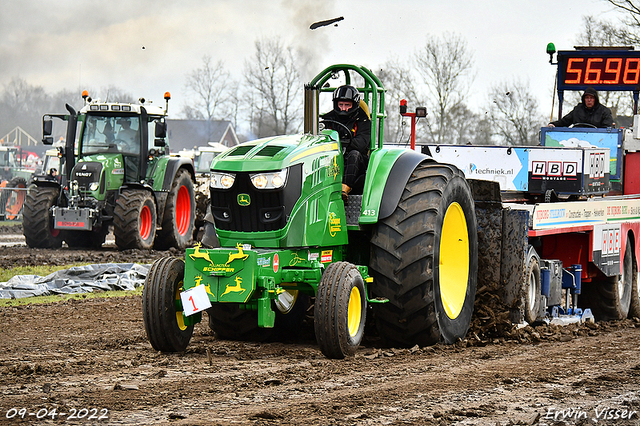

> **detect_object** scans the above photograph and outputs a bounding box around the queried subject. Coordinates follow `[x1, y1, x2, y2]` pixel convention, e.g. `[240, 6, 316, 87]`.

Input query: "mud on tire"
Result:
[155, 169, 195, 250]
[22, 185, 63, 248]
[143, 257, 193, 352]
[370, 162, 478, 347]
[114, 189, 157, 250]
[583, 236, 633, 321]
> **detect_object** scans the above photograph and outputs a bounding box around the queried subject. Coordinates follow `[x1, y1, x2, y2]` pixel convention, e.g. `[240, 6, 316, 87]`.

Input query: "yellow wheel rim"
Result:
[175, 280, 188, 331]
[347, 286, 362, 337]
[439, 202, 469, 319]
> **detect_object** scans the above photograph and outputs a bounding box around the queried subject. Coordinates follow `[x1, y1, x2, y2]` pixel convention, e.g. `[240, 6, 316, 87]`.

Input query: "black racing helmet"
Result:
[333, 85, 360, 117]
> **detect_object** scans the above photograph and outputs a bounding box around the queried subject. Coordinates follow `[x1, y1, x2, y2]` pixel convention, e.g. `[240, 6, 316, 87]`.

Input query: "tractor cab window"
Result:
[0, 149, 18, 167]
[81, 115, 140, 156]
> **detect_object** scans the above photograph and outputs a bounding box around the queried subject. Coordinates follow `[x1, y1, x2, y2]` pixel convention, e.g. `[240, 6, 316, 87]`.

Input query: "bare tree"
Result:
[487, 79, 544, 146]
[472, 116, 493, 145]
[0, 77, 50, 140]
[377, 58, 424, 145]
[183, 55, 232, 121]
[50, 88, 85, 112]
[98, 86, 134, 103]
[414, 33, 475, 145]
[446, 103, 481, 145]
[605, 0, 640, 44]
[244, 37, 302, 137]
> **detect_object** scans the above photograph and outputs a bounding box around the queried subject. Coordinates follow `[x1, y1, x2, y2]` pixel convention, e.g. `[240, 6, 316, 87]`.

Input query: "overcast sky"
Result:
[0, 0, 623, 124]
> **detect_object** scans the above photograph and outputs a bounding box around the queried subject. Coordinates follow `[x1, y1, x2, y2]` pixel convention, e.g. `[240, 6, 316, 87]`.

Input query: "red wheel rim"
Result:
[5, 184, 26, 219]
[140, 204, 152, 240]
[175, 185, 191, 236]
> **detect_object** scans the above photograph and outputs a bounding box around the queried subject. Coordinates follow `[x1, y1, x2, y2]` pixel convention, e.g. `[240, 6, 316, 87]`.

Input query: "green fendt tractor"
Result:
[143, 65, 478, 358]
[23, 92, 196, 250]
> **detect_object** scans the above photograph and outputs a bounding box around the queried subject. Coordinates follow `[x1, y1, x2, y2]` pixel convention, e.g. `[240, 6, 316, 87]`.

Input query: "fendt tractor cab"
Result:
[24, 92, 196, 250]
[143, 65, 479, 359]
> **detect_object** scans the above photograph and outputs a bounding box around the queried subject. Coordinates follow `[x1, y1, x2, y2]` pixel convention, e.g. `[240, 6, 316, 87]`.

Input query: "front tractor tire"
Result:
[143, 257, 193, 352]
[114, 189, 157, 250]
[314, 262, 367, 359]
[22, 185, 63, 248]
[370, 162, 478, 347]
[155, 169, 195, 250]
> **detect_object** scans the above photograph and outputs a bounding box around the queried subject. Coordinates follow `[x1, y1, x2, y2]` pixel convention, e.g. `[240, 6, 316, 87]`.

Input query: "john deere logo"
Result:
[237, 194, 251, 206]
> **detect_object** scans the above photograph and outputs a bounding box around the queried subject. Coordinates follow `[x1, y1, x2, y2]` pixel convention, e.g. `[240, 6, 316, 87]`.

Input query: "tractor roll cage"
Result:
[304, 64, 386, 151]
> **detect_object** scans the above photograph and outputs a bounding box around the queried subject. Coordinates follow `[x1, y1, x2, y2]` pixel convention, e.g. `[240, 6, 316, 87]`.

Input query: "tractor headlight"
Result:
[250, 169, 288, 189]
[210, 172, 235, 189]
[89, 182, 100, 191]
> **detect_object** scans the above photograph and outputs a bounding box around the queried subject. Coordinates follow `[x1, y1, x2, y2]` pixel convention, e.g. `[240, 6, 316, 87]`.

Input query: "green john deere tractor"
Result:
[143, 65, 478, 358]
[23, 93, 196, 250]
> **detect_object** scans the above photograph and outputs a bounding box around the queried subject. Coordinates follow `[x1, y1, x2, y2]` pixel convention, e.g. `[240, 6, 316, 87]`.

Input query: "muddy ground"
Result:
[1, 226, 640, 425]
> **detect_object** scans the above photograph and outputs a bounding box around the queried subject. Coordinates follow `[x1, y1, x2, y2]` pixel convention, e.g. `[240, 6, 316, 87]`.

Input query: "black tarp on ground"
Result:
[0, 263, 149, 299]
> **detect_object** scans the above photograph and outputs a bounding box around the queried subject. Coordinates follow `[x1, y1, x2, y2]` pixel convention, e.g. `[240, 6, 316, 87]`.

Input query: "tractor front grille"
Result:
[71, 162, 104, 193]
[210, 164, 302, 232]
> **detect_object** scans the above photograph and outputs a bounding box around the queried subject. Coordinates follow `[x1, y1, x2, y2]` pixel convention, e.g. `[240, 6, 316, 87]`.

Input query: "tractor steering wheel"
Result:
[114, 138, 136, 153]
[569, 123, 598, 129]
[321, 119, 354, 146]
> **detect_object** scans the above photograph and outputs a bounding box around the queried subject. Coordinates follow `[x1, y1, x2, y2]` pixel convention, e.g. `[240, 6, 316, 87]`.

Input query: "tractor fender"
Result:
[161, 157, 196, 191]
[28, 178, 62, 189]
[154, 157, 195, 225]
[379, 150, 432, 220]
[360, 149, 431, 224]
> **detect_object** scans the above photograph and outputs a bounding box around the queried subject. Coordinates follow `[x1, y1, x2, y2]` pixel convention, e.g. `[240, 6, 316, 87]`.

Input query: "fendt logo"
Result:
[532, 161, 577, 178]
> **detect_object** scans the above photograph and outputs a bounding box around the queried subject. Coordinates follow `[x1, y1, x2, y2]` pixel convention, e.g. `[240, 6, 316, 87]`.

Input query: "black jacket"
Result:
[321, 108, 371, 156]
[550, 87, 614, 128]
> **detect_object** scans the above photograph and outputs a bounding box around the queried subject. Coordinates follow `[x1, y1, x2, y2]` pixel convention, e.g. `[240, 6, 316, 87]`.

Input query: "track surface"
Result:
[0, 231, 639, 425]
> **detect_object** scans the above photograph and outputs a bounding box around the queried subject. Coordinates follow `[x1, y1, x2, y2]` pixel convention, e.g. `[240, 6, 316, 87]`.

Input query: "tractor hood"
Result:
[210, 132, 339, 173]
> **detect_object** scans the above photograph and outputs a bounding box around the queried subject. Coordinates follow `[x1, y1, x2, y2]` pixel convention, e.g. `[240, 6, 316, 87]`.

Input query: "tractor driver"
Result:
[321, 85, 372, 201]
[548, 87, 614, 128]
[116, 118, 139, 153]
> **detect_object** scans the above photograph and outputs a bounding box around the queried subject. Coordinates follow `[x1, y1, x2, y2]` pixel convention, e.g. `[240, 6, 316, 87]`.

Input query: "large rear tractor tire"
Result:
[1, 176, 27, 220]
[114, 189, 157, 250]
[22, 185, 63, 248]
[523, 246, 542, 324]
[155, 169, 195, 250]
[370, 162, 478, 347]
[314, 262, 366, 359]
[583, 236, 633, 321]
[143, 257, 193, 352]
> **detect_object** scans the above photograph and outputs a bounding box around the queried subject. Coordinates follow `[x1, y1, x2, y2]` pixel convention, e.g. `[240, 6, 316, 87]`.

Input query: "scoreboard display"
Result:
[557, 50, 640, 92]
